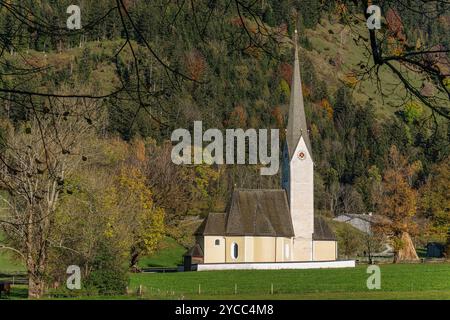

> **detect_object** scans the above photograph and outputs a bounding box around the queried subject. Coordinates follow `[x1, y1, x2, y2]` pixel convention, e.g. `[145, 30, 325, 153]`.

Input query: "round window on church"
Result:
[297, 151, 306, 160]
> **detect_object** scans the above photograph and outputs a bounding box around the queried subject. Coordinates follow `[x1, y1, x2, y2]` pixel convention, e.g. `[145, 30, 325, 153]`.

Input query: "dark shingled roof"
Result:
[195, 212, 226, 236]
[195, 189, 336, 241]
[313, 216, 337, 241]
[196, 189, 294, 237]
[226, 189, 294, 237]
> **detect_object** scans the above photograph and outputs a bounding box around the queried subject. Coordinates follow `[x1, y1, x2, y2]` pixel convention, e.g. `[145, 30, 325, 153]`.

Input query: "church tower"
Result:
[281, 30, 314, 261]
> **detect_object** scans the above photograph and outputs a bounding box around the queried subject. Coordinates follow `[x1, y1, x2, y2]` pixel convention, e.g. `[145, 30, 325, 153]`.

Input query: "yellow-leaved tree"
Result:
[419, 157, 450, 250]
[103, 165, 165, 269]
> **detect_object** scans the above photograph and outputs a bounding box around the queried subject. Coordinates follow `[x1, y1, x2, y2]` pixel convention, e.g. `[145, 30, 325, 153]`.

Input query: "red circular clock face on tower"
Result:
[297, 151, 306, 160]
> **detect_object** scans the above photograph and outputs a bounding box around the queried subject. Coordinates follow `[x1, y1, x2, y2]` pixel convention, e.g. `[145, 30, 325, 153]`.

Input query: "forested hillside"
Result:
[0, 0, 448, 298]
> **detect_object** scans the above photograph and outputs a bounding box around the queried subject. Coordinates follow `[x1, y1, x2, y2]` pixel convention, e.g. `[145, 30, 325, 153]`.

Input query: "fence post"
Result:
[198, 284, 201, 295]
[271, 283, 274, 295]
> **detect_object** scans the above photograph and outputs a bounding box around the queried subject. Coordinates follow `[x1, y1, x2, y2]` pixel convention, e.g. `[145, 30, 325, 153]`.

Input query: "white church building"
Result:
[188, 31, 355, 271]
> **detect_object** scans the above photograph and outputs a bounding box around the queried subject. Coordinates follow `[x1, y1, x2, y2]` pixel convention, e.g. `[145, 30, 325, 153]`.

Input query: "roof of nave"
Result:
[196, 189, 336, 241]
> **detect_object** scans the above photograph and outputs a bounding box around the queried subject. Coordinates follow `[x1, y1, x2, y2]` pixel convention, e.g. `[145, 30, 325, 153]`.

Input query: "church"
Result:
[189, 31, 349, 269]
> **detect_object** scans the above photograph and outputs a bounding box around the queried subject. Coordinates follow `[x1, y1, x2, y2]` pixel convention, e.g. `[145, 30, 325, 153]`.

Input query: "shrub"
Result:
[84, 242, 129, 295]
[334, 222, 366, 258]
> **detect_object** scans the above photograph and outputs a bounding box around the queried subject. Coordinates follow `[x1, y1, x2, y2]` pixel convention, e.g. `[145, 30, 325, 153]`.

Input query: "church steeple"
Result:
[286, 29, 312, 159]
[281, 29, 315, 261]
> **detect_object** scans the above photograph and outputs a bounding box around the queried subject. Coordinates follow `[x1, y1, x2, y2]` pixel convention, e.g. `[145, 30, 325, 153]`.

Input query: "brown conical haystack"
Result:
[397, 232, 419, 261]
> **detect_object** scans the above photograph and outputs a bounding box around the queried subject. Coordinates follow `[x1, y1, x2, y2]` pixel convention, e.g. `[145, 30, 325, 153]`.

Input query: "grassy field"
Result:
[0, 231, 25, 274]
[2, 236, 450, 300]
[0, 251, 25, 274]
[138, 237, 186, 268]
[0, 236, 186, 273]
[3, 263, 450, 300]
[128, 263, 450, 300]
[2, 235, 449, 300]
[2, 258, 450, 299]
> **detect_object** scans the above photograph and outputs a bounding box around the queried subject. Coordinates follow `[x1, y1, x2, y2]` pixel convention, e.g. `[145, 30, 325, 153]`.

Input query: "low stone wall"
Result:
[196, 260, 355, 271]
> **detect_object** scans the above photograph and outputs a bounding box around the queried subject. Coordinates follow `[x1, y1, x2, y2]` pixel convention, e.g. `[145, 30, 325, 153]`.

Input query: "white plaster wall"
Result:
[197, 260, 356, 271]
[289, 136, 314, 242]
[286, 238, 293, 261]
[313, 241, 337, 261]
[203, 236, 225, 263]
[275, 238, 284, 261]
[275, 237, 292, 262]
[253, 237, 276, 262]
[292, 238, 313, 261]
[244, 236, 254, 262]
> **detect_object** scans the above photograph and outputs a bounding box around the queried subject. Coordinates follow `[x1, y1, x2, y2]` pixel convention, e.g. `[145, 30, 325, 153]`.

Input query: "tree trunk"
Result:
[393, 250, 399, 263]
[28, 272, 45, 299]
[25, 207, 49, 299]
[26, 250, 47, 299]
[130, 250, 140, 269]
[366, 238, 373, 264]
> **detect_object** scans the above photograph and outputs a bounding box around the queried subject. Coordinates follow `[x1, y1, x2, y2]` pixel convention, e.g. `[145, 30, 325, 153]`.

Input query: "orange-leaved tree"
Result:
[375, 145, 421, 263]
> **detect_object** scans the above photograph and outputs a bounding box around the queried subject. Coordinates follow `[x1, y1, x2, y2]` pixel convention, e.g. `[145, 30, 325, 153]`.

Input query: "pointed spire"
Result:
[286, 29, 312, 159]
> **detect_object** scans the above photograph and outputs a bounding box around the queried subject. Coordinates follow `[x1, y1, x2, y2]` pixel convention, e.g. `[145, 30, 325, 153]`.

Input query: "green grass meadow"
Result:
[2, 237, 450, 300]
[138, 237, 185, 268]
[129, 263, 450, 300]
[0, 251, 25, 274]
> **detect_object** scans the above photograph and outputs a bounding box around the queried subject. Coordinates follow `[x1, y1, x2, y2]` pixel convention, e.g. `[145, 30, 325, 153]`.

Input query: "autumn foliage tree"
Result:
[375, 145, 421, 263]
[106, 165, 165, 269]
[185, 49, 207, 82]
[99, 138, 166, 269]
[420, 157, 450, 246]
[386, 8, 406, 44]
[226, 104, 248, 128]
[0, 100, 97, 298]
[278, 63, 293, 85]
[45, 136, 165, 292]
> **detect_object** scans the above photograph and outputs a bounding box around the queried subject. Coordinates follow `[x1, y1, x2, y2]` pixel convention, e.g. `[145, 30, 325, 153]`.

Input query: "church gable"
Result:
[226, 190, 294, 237]
[290, 135, 313, 166]
[197, 189, 295, 238]
[195, 212, 226, 236]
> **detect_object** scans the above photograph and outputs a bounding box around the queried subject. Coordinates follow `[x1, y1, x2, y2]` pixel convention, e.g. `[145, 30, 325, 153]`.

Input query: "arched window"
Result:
[231, 242, 239, 260]
[215, 239, 220, 246]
